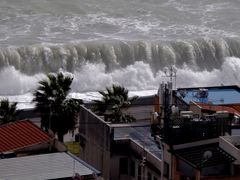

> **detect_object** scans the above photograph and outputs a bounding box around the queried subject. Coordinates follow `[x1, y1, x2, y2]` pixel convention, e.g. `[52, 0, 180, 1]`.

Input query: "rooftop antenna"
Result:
[163, 66, 177, 90]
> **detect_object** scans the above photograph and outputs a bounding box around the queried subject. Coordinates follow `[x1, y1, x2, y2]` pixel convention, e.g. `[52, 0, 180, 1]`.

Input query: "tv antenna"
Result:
[163, 66, 177, 90]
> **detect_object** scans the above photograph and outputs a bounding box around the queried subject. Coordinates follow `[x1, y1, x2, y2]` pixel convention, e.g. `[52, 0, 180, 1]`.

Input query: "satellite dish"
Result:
[203, 150, 212, 160]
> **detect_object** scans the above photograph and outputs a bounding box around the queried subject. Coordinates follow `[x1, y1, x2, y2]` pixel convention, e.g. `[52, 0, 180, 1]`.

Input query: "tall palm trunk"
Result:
[57, 132, 64, 143]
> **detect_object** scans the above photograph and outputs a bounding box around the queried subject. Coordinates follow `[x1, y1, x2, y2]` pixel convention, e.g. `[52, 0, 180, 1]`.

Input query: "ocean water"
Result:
[0, 0, 240, 108]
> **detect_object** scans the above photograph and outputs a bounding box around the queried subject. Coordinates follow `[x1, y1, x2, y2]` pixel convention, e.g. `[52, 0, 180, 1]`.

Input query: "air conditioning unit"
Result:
[180, 111, 193, 119]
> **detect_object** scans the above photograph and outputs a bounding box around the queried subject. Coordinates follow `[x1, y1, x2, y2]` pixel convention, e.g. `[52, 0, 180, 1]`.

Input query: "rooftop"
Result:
[0, 120, 50, 153]
[194, 102, 240, 116]
[0, 152, 100, 180]
[177, 85, 240, 105]
[114, 125, 161, 159]
[173, 143, 236, 169]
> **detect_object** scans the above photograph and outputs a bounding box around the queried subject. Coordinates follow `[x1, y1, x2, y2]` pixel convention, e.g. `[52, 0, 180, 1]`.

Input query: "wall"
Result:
[79, 105, 162, 180]
[125, 105, 153, 122]
[161, 142, 172, 180]
[189, 101, 202, 117]
[110, 154, 161, 180]
[205, 176, 240, 180]
[219, 136, 240, 164]
[79, 105, 111, 180]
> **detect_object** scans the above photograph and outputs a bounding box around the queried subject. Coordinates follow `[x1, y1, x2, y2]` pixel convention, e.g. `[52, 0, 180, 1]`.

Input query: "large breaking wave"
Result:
[0, 38, 240, 97]
[1, 0, 240, 109]
[1, 37, 240, 74]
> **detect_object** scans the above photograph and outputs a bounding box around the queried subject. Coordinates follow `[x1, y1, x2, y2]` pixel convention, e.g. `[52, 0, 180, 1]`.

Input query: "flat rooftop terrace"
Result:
[177, 85, 240, 105]
[114, 125, 161, 159]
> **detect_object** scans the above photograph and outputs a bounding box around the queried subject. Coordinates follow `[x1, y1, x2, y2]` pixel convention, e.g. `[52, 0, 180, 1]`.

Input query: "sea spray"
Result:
[0, 38, 239, 74]
[0, 57, 239, 96]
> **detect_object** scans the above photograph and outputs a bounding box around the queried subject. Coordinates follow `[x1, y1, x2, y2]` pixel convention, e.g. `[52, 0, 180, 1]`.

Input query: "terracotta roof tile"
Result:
[0, 120, 50, 153]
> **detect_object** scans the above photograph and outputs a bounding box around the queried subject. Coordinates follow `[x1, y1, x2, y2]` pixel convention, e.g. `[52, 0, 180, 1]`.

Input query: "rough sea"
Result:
[0, 0, 240, 108]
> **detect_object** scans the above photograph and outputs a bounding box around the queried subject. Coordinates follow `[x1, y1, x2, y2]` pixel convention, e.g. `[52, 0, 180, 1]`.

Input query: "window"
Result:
[147, 172, 152, 180]
[163, 161, 169, 178]
[138, 165, 142, 180]
[119, 158, 128, 174]
[130, 160, 135, 177]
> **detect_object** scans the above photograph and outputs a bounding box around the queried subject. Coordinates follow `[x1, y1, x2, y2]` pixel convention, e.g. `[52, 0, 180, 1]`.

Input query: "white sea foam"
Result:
[72, 57, 240, 92]
[0, 0, 240, 111]
[0, 57, 239, 109]
[0, 66, 44, 95]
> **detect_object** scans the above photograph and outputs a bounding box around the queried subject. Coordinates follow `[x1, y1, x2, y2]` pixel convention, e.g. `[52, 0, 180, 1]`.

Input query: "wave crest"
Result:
[0, 56, 239, 96]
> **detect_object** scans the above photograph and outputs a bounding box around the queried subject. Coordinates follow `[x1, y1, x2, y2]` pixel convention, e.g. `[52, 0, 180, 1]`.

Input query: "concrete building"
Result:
[176, 85, 240, 105]
[78, 102, 162, 180]
[152, 84, 240, 180]
[77, 84, 240, 180]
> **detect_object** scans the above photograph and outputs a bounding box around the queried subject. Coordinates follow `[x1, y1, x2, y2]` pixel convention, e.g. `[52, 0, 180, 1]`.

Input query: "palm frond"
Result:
[32, 72, 78, 141]
[93, 84, 138, 123]
[0, 99, 17, 125]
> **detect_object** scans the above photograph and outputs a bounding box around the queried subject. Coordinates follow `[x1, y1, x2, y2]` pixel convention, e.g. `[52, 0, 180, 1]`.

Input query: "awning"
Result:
[173, 143, 236, 169]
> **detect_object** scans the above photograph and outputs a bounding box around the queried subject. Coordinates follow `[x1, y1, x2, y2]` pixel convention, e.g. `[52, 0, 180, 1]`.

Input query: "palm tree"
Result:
[93, 84, 137, 123]
[0, 99, 17, 125]
[33, 72, 82, 142]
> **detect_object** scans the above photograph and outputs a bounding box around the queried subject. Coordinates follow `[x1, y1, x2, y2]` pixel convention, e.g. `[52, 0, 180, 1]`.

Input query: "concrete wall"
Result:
[162, 142, 172, 180]
[86, 95, 155, 122]
[125, 105, 153, 122]
[173, 138, 218, 150]
[130, 139, 162, 173]
[110, 156, 121, 180]
[79, 105, 162, 180]
[189, 101, 202, 117]
[219, 136, 240, 164]
[178, 159, 196, 177]
[110, 154, 161, 180]
[79, 105, 111, 180]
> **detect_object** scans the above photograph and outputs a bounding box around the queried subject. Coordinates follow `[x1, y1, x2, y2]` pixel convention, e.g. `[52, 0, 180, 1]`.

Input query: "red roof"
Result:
[195, 102, 240, 116]
[0, 120, 51, 153]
